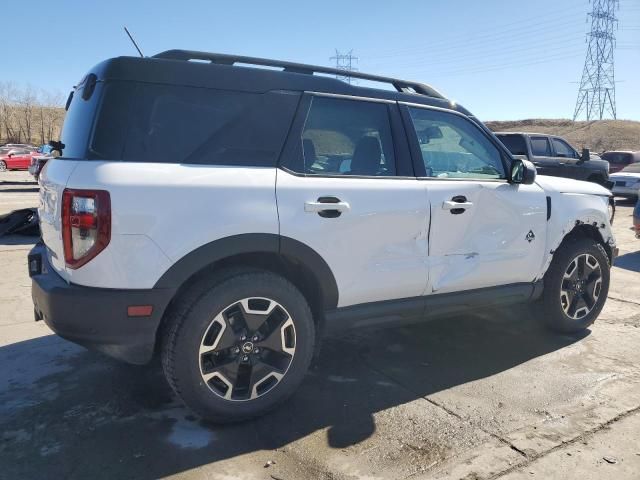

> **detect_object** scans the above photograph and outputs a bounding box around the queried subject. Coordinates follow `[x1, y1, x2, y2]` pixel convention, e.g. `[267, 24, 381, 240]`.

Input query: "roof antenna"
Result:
[124, 26, 144, 57]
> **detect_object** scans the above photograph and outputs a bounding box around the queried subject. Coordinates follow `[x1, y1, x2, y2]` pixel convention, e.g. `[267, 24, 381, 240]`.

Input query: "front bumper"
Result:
[29, 243, 176, 364]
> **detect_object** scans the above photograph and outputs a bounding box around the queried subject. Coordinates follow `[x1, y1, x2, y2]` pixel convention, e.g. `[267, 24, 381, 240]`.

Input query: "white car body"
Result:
[30, 51, 620, 420]
[39, 160, 614, 308]
[609, 171, 640, 198]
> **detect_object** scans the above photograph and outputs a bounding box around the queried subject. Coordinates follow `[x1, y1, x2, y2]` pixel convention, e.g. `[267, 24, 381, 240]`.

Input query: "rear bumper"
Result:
[29, 243, 176, 364]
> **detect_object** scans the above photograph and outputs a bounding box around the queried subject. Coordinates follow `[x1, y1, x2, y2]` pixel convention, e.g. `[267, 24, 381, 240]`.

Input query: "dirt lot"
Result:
[1, 171, 639, 480]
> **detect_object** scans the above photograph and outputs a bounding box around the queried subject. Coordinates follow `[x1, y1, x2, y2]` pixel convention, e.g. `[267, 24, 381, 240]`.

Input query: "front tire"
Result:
[161, 270, 315, 422]
[541, 237, 610, 333]
[0, 160, 6, 172]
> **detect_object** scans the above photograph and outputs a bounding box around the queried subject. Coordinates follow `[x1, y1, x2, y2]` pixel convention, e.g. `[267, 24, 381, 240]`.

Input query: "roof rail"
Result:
[152, 50, 446, 100]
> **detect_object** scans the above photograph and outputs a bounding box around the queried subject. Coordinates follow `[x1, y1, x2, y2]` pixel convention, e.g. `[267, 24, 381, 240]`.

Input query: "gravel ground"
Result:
[1, 170, 639, 480]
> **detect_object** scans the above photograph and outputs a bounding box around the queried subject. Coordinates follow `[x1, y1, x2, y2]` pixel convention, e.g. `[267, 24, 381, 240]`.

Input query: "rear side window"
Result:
[67, 81, 299, 166]
[300, 96, 396, 176]
[91, 83, 299, 166]
[530, 137, 551, 157]
[496, 135, 527, 156]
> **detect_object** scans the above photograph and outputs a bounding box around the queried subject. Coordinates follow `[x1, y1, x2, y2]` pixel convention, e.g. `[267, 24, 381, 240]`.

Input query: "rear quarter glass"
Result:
[89, 82, 300, 167]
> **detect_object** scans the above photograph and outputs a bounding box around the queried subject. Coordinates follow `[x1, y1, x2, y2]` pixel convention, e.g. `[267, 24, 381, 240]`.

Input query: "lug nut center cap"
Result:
[241, 342, 254, 354]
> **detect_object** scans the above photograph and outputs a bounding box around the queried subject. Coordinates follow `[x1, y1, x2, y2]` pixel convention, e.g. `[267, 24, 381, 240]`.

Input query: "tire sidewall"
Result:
[167, 272, 315, 420]
[544, 238, 610, 332]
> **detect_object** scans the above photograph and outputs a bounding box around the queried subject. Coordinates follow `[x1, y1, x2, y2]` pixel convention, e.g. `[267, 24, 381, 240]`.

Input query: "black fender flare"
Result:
[153, 233, 339, 309]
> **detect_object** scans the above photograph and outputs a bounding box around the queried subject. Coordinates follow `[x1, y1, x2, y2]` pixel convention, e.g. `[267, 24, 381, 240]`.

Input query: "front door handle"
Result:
[442, 195, 473, 215]
[305, 197, 350, 218]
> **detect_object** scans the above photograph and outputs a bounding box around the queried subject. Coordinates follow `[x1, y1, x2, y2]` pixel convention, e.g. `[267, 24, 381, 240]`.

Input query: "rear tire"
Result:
[161, 269, 315, 423]
[541, 237, 610, 333]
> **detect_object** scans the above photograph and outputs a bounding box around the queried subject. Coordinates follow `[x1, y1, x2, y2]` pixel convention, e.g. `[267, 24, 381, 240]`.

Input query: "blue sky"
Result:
[3, 0, 639, 120]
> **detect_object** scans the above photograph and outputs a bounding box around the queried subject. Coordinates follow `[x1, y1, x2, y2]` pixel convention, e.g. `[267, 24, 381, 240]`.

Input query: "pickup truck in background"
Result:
[495, 132, 610, 186]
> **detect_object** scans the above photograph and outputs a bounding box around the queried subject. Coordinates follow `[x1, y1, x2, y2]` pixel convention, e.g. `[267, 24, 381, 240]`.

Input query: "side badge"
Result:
[526, 230, 535, 243]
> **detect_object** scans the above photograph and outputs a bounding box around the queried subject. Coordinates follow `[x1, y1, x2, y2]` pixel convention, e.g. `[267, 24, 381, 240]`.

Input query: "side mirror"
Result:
[510, 158, 536, 185]
[579, 147, 590, 163]
[7, 153, 13, 158]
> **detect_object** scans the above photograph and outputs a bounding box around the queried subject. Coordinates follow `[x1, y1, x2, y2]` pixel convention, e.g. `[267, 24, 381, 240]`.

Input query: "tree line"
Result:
[0, 82, 65, 146]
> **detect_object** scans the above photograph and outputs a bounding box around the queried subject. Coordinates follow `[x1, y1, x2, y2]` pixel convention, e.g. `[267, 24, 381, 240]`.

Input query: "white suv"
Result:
[30, 50, 617, 422]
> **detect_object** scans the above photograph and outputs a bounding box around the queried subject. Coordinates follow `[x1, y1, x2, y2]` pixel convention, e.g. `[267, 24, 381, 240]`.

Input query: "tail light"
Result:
[62, 189, 111, 269]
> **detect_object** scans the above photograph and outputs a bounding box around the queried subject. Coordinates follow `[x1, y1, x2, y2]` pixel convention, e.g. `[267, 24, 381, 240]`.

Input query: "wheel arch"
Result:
[559, 222, 613, 263]
[154, 233, 338, 326]
[539, 199, 615, 282]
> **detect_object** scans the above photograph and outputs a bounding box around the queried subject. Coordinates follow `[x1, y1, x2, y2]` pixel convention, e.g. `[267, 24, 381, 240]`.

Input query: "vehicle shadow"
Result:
[614, 251, 640, 273]
[0, 308, 587, 479]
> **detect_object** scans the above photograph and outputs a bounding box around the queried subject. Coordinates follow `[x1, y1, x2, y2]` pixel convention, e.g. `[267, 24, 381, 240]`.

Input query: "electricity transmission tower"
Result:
[573, 0, 619, 121]
[330, 50, 358, 84]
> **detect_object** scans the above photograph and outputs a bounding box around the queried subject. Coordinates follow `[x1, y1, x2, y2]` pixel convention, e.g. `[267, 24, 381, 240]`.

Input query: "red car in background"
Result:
[0, 148, 37, 171]
[601, 151, 640, 174]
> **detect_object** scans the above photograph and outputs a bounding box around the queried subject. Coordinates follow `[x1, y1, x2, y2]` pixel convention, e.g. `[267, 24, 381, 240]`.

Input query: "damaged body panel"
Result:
[424, 175, 614, 295]
[535, 175, 615, 278]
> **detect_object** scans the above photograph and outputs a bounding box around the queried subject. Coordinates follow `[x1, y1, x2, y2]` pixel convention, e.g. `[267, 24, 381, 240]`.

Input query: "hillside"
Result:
[4, 108, 638, 154]
[485, 119, 640, 153]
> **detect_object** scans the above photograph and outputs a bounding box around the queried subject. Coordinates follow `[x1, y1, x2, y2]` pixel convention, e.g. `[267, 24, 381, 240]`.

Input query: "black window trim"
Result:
[277, 91, 417, 180]
[398, 101, 511, 183]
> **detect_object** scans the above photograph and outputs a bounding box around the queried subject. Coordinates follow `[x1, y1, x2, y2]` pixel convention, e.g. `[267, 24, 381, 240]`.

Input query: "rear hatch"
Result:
[39, 160, 78, 275]
[38, 73, 104, 279]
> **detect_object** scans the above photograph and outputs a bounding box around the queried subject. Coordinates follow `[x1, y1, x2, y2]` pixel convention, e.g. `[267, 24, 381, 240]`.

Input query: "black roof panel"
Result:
[88, 50, 471, 115]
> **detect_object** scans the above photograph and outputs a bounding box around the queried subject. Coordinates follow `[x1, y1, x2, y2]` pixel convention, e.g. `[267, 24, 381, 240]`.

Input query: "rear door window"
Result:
[530, 137, 552, 157]
[496, 135, 527, 156]
[300, 96, 396, 177]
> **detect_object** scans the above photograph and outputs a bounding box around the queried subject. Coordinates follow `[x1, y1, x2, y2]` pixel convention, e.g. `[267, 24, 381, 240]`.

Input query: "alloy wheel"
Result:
[0, 161, 6, 172]
[198, 297, 296, 401]
[560, 253, 602, 320]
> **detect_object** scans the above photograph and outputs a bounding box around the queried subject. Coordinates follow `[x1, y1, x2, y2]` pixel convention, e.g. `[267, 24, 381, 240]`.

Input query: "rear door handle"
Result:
[305, 197, 350, 218]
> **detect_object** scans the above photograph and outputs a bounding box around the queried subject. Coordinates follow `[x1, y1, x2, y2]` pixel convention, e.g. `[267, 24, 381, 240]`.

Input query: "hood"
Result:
[535, 175, 611, 197]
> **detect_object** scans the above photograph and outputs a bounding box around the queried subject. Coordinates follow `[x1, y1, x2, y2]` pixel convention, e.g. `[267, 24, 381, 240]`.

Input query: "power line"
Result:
[362, 4, 589, 59]
[330, 50, 358, 84]
[430, 50, 585, 78]
[573, 0, 619, 120]
[364, 30, 586, 71]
